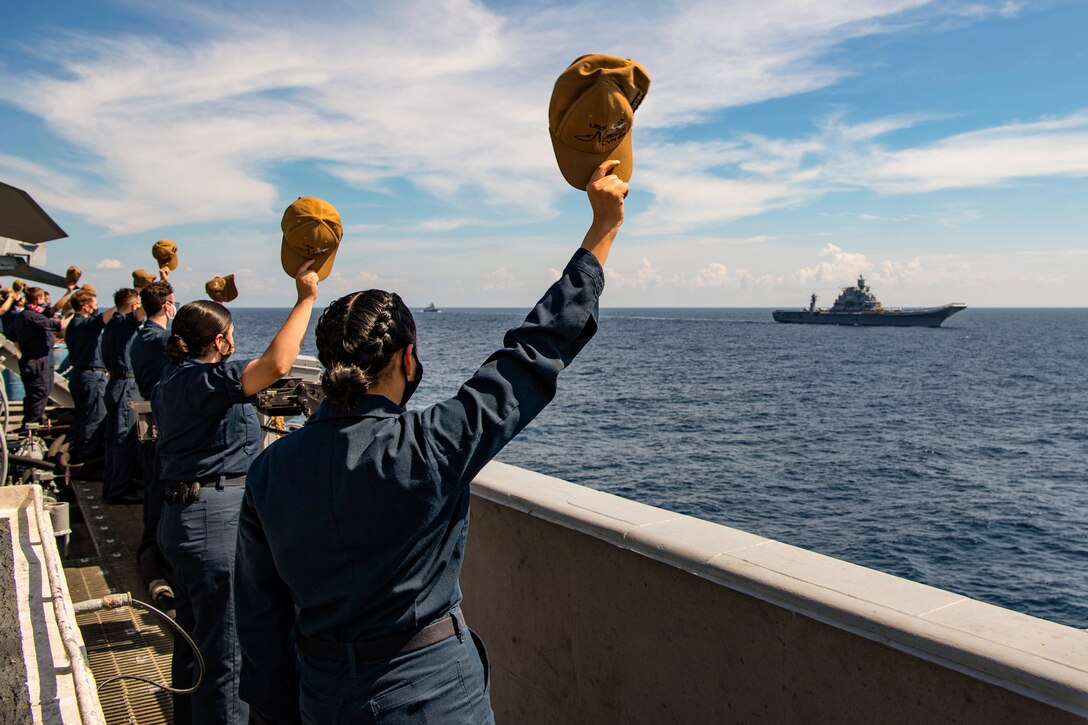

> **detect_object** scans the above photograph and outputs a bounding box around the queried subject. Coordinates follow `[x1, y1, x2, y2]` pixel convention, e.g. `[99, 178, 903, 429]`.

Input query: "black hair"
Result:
[165, 300, 233, 364]
[113, 287, 139, 308]
[140, 281, 174, 316]
[315, 290, 416, 410]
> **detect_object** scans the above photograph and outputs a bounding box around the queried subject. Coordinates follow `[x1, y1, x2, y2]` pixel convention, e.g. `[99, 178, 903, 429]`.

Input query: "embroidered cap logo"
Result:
[280, 196, 344, 282]
[549, 54, 651, 189]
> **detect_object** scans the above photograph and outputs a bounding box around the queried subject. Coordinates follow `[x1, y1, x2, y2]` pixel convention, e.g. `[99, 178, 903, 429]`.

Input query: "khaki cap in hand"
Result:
[549, 54, 650, 189]
[152, 240, 179, 270]
[206, 274, 238, 303]
[280, 197, 342, 281]
[133, 270, 155, 289]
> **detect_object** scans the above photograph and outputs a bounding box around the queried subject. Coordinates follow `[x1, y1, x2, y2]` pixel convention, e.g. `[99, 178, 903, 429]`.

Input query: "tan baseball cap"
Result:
[549, 54, 650, 190]
[66, 266, 82, 286]
[206, 274, 238, 303]
[12, 280, 25, 294]
[152, 240, 179, 270]
[133, 270, 155, 289]
[281, 197, 342, 281]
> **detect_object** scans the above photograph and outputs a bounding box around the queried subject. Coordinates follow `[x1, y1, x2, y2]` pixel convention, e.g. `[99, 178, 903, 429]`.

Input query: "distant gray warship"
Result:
[773, 276, 966, 327]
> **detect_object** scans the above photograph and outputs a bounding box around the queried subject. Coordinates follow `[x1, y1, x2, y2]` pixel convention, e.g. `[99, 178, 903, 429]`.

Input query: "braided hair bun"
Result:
[315, 290, 416, 410]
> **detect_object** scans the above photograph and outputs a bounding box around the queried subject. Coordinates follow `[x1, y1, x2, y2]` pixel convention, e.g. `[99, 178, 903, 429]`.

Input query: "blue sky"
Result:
[0, 0, 1085, 307]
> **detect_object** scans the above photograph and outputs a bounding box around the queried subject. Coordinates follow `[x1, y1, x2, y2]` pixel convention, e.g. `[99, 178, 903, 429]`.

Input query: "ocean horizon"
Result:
[230, 306, 1088, 629]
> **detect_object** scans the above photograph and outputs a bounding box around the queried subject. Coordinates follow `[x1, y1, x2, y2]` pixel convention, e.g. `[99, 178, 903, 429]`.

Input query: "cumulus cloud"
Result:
[690, 262, 758, 289]
[610, 257, 680, 290]
[482, 267, 520, 292]
[794, 243, 870, 285]
[95, 259, 123, 269]
[317, 268, 405, 299]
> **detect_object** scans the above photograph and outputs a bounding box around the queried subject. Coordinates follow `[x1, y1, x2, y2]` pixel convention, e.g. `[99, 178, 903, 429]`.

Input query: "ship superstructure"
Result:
[773, 275, 965, 327]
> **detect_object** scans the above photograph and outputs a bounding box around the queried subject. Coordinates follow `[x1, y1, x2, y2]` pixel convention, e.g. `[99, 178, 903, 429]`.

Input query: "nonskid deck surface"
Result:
[63, 480, 174, 724]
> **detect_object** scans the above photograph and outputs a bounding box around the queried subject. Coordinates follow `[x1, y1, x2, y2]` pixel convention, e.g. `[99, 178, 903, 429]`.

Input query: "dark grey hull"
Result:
[772, 304, 966, 327]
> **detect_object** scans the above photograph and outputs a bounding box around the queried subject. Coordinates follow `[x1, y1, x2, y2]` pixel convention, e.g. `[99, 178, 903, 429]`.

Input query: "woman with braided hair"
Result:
[235, 160, 627, 724]
[153, 261, 320, 724]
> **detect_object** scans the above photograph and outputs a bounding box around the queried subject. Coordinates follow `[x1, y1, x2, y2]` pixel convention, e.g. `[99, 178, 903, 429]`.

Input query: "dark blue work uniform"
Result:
[130, 318, 176, 609]
[155, 358, 259, 725]
[100, 311, 143, 499]
[235, 249, 604, 724]
[13, 307, 61, 426]
[129, 320, 172, 537]
[130, 320, 171, 401]
[65, 313, 109, 462]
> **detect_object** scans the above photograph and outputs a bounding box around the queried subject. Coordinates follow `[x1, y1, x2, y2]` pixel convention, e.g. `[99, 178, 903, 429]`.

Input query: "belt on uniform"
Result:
[75, 365, 107, 372]
[163, 474, 246, 505]
[108, 372, 136, 379]
[294, 613, 461, 663]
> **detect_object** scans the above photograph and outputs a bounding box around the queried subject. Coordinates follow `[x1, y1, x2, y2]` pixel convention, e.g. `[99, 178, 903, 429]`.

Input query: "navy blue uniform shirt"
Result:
[65, 313, 106, 368]
[153, 358, 261, 481]
[1, 309, 21, 339]
[235, 248, 604, 715]
[129, 320, 171, 400]
[100, 311, 141, 376]
[14, 308, 60, 360]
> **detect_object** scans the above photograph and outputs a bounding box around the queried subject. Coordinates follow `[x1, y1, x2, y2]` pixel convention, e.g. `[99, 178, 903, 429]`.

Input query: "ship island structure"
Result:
[773, 274, 967, 327]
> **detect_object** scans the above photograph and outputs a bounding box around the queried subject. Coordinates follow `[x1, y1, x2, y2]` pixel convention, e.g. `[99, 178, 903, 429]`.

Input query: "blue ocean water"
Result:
[231, 306, 1088, 629]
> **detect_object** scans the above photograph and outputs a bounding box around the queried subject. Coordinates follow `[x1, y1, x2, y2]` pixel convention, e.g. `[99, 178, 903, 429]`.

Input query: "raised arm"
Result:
[420, 159, 626, 488]
[579, 159, 628, 266]
[241, 260, 319, 397]
[46, 283, 77, 317]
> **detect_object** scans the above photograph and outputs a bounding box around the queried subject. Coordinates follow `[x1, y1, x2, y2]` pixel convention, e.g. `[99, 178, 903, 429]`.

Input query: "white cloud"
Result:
[690, 262, 759, 289]
[417, 218, 475, 233]
[1, 0, 1081, 312]
[482, 267, 520, 292]
[794, 243, 870, 285]
[95, 259, 123, 269]
[631, 109, 1088, 232]
[609, 257, 681, 290]
[0, 0, 955, 235]
[854, 113, 1088, 193]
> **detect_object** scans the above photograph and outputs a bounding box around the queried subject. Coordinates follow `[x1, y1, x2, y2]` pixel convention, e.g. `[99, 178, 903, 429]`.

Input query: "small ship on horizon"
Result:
[773, 275, 966, 327]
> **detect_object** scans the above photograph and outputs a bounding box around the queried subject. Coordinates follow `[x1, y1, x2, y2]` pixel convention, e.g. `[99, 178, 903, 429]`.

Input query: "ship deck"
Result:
[6, 398, 175, 724]
[64, 479, 173, 724]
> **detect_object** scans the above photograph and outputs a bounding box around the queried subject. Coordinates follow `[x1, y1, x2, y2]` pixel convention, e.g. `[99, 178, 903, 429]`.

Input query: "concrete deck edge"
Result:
[1, 484, 101, 724]
[471, 461, 1088, 718]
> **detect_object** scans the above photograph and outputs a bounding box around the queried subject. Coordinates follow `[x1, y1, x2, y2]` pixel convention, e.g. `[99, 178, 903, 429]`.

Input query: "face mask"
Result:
[165, 301, 176, 321]
[220, 338, 235, 362]
[400, 348, 423, 408]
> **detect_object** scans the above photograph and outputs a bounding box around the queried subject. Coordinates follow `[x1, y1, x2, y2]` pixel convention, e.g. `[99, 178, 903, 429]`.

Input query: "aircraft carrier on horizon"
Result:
[773, 275, 966, 327]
